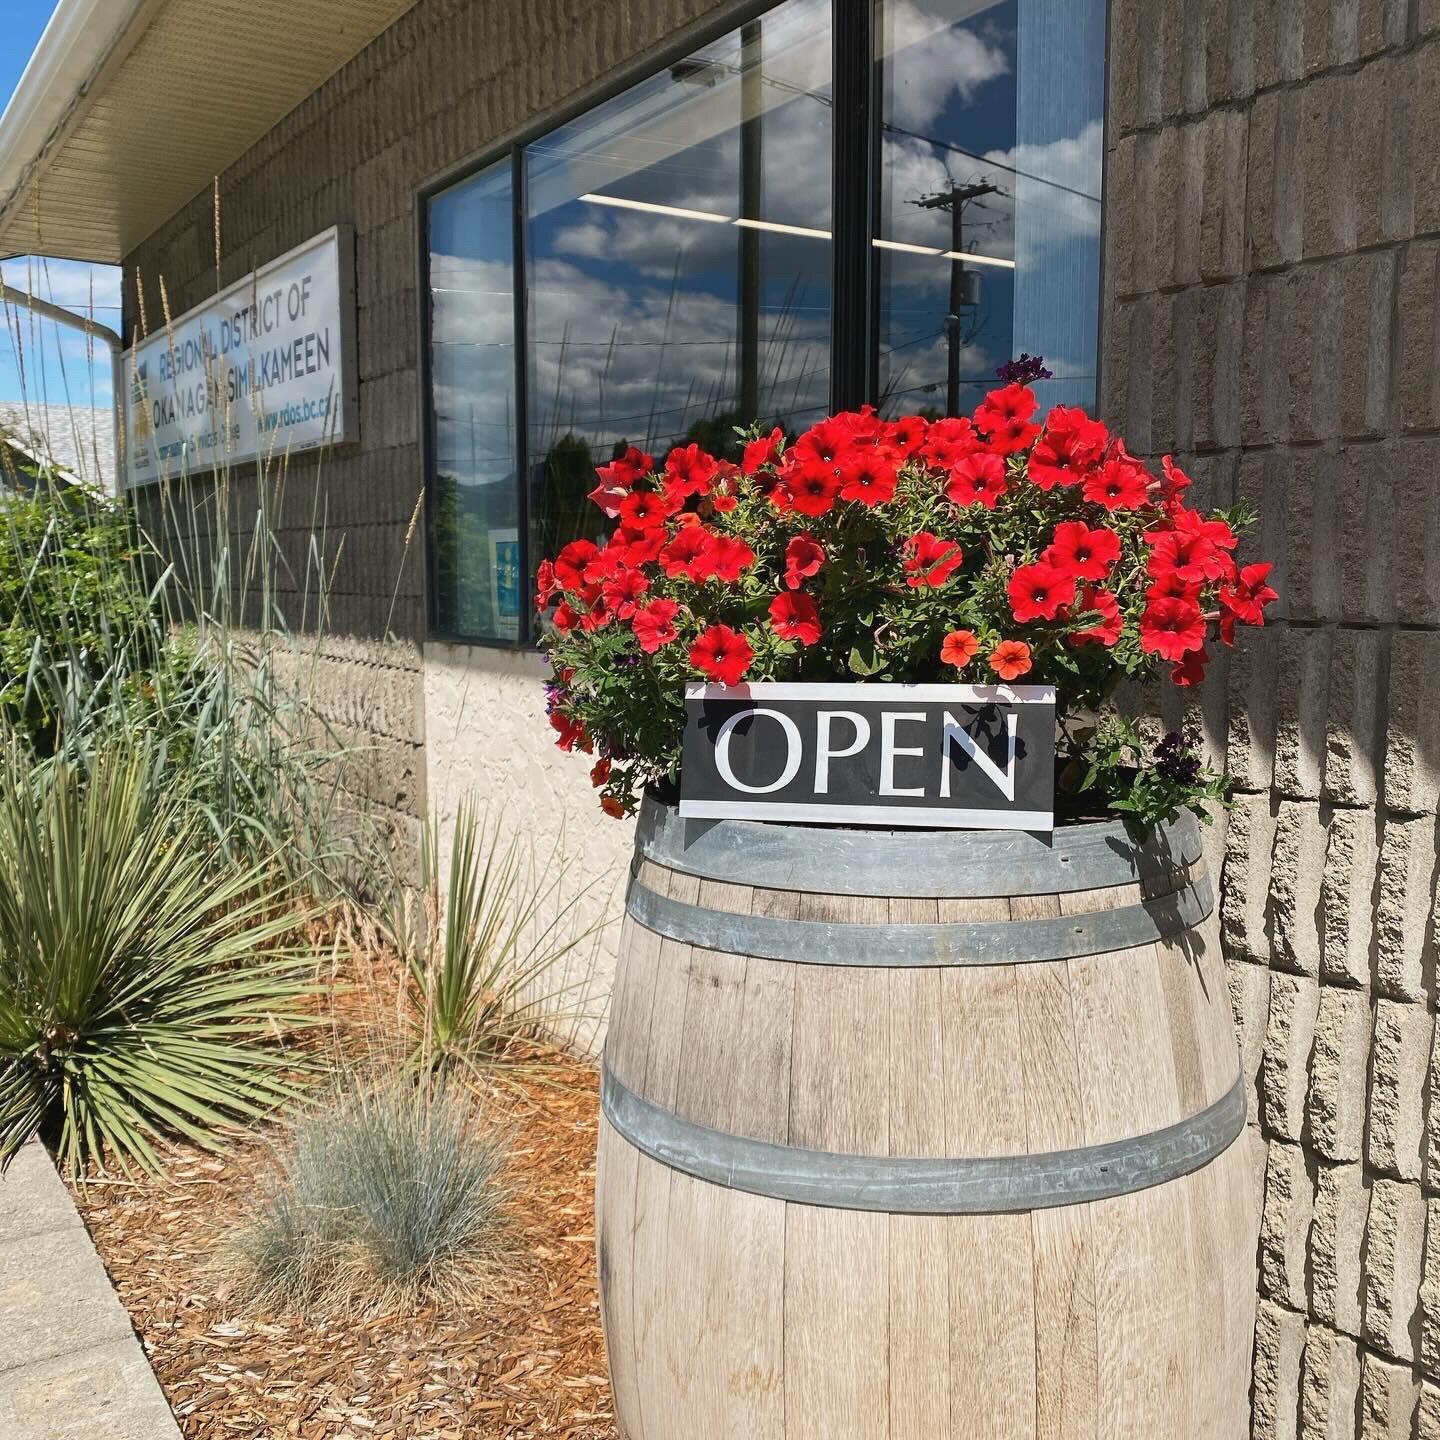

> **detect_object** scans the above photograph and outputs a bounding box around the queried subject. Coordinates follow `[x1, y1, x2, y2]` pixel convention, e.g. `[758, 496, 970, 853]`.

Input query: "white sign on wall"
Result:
[124, 227, 357, 487]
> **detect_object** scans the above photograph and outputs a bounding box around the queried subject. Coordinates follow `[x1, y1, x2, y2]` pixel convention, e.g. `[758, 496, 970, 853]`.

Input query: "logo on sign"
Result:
[679, 682, 1056, 831]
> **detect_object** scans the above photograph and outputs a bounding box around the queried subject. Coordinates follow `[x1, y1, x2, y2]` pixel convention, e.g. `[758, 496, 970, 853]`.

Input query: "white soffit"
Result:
[0, 0, 419, 265]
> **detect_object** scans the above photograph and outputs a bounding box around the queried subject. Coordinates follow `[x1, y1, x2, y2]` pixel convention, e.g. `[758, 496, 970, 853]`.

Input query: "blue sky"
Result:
[0, 0, 122, 409]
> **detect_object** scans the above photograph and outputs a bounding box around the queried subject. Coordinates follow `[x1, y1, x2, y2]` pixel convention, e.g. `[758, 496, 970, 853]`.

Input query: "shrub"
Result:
[233, 1073, 508, 1314]
[0, 741, 317, 1176]
[0, 474, 160, 753]
[396, 796, 599, 1073]
[536, 383, 1279, 823]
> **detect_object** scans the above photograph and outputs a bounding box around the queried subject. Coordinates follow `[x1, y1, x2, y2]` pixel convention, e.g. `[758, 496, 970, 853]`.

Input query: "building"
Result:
[0, 403, 116, 494]
[1, 0, 1436, 1432]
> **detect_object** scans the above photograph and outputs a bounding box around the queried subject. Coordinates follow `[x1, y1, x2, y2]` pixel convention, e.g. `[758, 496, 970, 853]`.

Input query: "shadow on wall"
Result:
[423, 639, 632, 1057]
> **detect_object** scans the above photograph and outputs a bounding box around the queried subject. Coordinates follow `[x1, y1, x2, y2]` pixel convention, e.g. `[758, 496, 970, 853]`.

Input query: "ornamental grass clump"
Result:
[0, 740, 317, 1177]
[233, 1073, 509, 1315]
[536, 376, 1278, 823]
[394, 796, 600, 1075]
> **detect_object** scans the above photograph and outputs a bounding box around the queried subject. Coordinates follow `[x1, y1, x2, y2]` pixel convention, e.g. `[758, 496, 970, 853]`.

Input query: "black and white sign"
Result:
[679, 682, 1056, 831]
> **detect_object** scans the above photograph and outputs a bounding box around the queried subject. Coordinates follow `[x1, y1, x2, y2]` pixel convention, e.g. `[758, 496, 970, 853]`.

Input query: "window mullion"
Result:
[512, 145, 531, 648]
[830, 0, 874, 412]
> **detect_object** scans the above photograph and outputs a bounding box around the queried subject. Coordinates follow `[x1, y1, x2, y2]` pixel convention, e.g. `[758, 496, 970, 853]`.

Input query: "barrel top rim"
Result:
[637, 791, 1201, 898]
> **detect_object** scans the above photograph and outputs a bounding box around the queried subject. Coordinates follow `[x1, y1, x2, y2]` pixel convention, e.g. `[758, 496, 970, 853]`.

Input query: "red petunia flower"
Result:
[535, 559, 559, 610]
[587, 476, 630, 518]
[600, 794, 626, 819]
[617, 490, 670, 530]
[989, 639, 1033, 680]
[598, 446, 653, 486]
[1044, 520, 1121, 582]
[631, 598, 681, 653]
[792, 417, 853, 468]
[834, 406, 886, 445]
[590, 757, 612, 787]
[659, 526, 714, 579]
[1159, 454, 1193, 509]
[1218, 561, 1279, 628]
[886, 414, 929, 457]
[1139, 596, 1207, 660]
[1084, 456, 1151, 511]
[780, 459, 843, 516]
[743, 427, 785, 475]
[701, 534, 758, 583]
[768, 591, 823, 646]
[589, 446, 653, 516]
[940, 629, 980, 668]
[1145, 528, 1232, 586]
[975, 384, 1040, 455]
[1008, 560, 1077, 623]
[550, 710, 588, 751]
[1145, 569, 1202, 603]
[551, 600, 581, 634]
[553, 539, 599, 591]
[903, 531, 965, 588]
[615, 526, 665, 568]
[689, 624, 754, 685]
[665, 443, 719, 497]
[975, 383, 1037, 429]
[784, 533, 825, 589]
[1069, 586, 1123, 647]
[1170, 649, 1210, 686]
[920, 415, 980, 470]
[577, 594, 612, 632]
[839, 449, 899, 505]
[1028, 407, 1108, 491]
[601, 568, 649, 618]
[946, 452, 1008, 509]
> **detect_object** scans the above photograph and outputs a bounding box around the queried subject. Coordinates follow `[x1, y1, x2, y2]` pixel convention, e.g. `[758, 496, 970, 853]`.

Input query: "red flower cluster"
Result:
[536, 384, 1278, 815]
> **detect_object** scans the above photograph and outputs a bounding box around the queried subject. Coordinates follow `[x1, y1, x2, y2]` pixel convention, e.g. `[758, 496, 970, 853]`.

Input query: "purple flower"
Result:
[996, 353, 1053, 386]
[1155, 731, 1202, 785]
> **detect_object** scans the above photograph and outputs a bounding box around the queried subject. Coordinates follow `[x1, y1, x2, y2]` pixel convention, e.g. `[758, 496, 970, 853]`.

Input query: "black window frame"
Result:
[417, 0, 1108, 650]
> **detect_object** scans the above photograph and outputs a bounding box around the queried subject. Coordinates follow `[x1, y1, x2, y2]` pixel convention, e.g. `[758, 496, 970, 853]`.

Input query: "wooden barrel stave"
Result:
[597, 807, 1256, 1440]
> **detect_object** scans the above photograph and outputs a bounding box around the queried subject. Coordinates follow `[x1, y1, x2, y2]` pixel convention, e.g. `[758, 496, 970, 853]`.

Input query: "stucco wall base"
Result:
[423, 642, 632, 1058]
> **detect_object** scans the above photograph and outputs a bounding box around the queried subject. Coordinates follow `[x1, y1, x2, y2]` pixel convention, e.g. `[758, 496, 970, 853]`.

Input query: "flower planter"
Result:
[595, 794, 1256, 1439]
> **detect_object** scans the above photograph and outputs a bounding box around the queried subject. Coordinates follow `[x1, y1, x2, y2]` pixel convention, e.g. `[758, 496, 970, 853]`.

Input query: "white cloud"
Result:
[881, 0, 1011, 131]
[0, 256, 122, 319]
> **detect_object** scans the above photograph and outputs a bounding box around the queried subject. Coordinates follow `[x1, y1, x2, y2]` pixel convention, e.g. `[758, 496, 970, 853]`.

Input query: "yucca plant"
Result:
[233, 1070, 508, 1315]
[397, 796, 599, 1074]
[0, 740, 318, 1177]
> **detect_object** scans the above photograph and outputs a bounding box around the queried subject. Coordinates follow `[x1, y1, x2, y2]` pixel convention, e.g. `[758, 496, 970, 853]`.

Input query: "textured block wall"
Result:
[1103, 2, 1440, 1435]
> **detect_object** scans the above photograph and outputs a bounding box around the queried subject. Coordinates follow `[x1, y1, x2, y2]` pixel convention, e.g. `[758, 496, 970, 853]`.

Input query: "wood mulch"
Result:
[69, 1052, 620, 1440]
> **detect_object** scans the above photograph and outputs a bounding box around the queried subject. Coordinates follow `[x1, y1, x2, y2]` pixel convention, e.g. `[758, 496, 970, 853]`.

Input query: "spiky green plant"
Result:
[397, 796, 599, 1074]
[0, 741, 318, 1177]
[233, 1071, 508, 1314]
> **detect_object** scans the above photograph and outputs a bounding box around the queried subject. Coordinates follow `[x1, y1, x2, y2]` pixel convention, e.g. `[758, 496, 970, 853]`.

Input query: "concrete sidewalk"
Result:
[0, 1140, 181, 1440]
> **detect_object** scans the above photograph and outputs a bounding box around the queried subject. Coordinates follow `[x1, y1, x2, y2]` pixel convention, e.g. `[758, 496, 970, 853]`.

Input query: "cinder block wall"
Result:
[1103, 2, 1440, 1434]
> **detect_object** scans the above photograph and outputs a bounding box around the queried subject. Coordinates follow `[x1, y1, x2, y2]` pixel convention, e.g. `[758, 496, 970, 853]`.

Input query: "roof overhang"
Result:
[0, 0, 419, 265]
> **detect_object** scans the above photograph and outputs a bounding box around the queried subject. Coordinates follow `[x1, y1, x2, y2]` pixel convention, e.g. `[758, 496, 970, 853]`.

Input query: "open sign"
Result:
[679, 682, 1056, 831]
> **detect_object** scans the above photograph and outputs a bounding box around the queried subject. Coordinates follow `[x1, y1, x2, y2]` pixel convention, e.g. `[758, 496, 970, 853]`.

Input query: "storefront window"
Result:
[423, 0, 1106, 644]
[523, 0, 833, 583]
[427, 159, 521, 641]
[875, 0, 1105, 416]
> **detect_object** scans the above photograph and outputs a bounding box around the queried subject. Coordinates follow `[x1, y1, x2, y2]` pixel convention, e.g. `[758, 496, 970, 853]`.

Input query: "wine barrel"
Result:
[596, 794, 1257, 1440]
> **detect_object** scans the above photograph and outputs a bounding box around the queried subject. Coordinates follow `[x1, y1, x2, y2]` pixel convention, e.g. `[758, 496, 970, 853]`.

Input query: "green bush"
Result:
[234, 1073, 508, 1314]
[0, 741, 318, 1177]
[0, 475, 161, 753]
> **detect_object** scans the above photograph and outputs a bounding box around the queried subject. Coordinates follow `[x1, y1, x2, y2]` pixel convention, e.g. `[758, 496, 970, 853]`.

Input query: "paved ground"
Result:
[0, 1140, 181, 1440]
